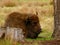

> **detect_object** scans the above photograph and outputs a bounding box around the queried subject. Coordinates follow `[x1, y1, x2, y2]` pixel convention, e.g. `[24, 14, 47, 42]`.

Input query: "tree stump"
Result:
[5, 27, 25, 42]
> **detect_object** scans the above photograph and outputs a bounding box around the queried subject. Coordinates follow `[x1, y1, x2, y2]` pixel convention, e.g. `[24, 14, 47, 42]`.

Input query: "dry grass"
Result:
[0, 6, 54, 34]
[0, 0, 53, 7]
[0, 0, 54, 45]
[0, 5, 54, 34]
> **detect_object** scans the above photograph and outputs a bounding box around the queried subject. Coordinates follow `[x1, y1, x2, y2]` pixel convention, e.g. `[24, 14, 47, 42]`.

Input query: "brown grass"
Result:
[0, 0, 54, 43]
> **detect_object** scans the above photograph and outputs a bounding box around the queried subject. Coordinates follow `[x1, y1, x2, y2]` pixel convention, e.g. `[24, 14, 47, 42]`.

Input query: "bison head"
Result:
[25, 15, 42, 39]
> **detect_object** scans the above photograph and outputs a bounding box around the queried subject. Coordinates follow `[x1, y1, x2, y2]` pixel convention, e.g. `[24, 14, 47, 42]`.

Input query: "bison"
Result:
[4, 12, 42, 39]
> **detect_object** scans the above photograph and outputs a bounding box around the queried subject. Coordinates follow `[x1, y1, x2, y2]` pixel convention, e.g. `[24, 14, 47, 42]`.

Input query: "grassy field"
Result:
[0, 0, 54, 45]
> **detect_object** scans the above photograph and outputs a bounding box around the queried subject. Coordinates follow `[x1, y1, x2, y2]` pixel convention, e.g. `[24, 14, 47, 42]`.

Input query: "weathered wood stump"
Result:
[5, 27, 25, 42]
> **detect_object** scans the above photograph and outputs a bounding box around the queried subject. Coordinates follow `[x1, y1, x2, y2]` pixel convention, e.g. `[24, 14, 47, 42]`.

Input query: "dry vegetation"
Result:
[0, 0, 54, 45]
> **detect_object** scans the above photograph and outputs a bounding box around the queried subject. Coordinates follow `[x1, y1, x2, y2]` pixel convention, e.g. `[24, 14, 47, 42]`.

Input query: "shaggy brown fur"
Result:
[4, 12, 42, 39]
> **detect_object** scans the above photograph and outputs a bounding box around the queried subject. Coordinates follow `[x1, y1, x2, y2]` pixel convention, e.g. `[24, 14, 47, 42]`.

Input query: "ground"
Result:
[0, 0, 54, 45]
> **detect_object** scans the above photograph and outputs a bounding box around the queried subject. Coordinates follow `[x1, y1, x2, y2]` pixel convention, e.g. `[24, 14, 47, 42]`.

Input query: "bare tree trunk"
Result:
[52, 0, 60, 40]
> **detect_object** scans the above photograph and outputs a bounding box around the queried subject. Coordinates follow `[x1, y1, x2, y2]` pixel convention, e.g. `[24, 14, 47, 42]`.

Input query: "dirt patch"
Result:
[41, 40, 60, 45]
